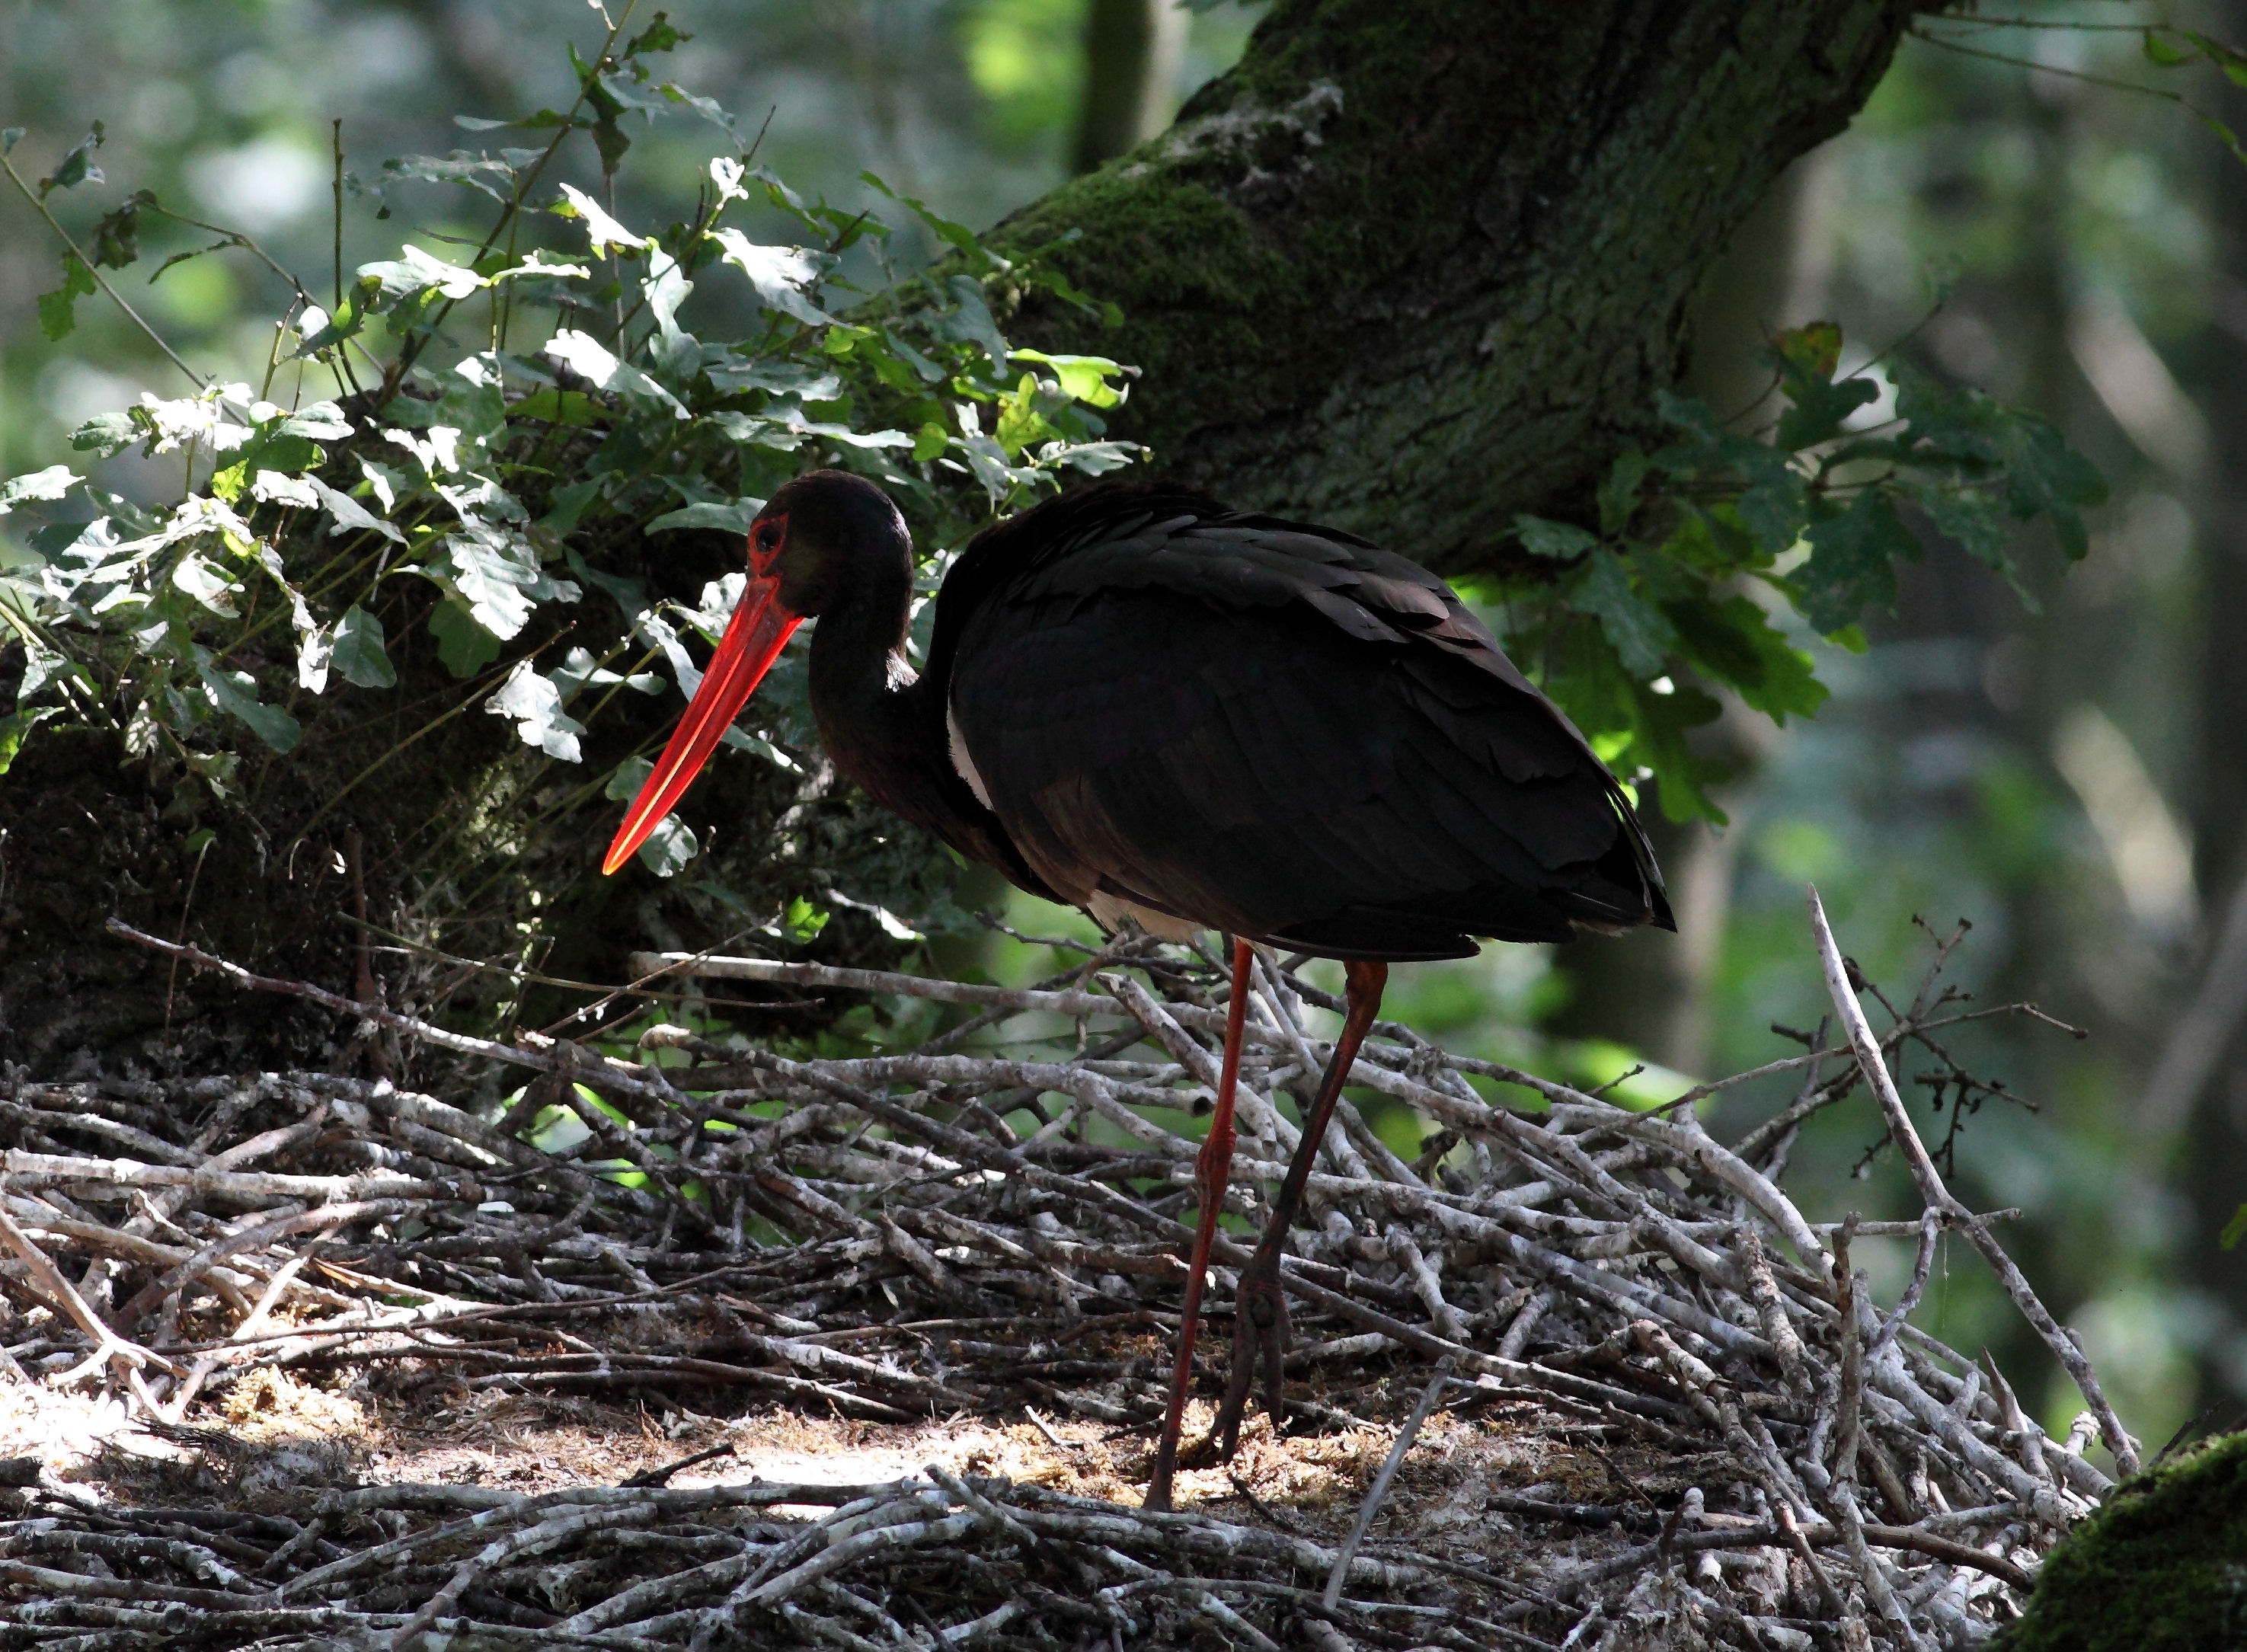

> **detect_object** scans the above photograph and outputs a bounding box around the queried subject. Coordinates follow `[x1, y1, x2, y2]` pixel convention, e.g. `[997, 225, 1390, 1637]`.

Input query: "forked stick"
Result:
[1807, 886, 2139, 1477]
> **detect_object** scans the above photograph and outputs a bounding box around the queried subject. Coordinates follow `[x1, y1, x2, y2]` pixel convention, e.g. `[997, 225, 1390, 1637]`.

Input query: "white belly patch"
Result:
[949, 698, 1202, 944]
[1086, 890, 1204, 944]
[947, 699, 996, 812]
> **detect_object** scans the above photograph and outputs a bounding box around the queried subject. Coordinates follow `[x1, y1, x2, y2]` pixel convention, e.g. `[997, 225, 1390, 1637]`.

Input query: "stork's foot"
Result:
[1209, 1248, 1291, 1461]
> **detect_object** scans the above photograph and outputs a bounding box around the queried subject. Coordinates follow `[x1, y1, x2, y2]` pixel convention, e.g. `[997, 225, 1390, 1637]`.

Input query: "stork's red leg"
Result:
[1144, 935, 1256, 1513]
[1213, 958, 1387, 1459]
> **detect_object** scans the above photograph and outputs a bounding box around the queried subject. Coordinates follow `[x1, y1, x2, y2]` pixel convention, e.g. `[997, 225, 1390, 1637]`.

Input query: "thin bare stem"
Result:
[0, 152, 203, 385]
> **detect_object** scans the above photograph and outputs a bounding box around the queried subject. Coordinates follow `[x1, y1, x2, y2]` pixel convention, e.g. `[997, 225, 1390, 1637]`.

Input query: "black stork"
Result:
[603, 469, 1673, 1509]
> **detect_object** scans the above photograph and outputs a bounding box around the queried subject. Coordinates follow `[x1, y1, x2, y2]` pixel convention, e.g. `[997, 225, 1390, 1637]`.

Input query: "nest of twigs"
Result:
[0, 893, 2127, 1650]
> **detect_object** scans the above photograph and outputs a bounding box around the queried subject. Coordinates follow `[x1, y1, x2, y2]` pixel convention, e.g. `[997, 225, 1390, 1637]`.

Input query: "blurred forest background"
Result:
[2, 0, 2243, 1465]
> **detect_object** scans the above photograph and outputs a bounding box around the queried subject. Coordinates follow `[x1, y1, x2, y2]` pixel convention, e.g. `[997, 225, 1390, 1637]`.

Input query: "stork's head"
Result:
[600, 469, 907, 874]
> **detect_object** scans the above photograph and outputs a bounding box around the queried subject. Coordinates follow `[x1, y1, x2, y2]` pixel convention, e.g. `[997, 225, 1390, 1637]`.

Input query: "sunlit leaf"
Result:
[308, 477, 406, 544]
[332, 605, 397, 689]
[281, 401, 353, 442]
[0, 466, 78, 516]
[0, 707, 57, 776]
[68, 411, 135, 457]
[171, 551, 243, 617]
[647, 499, 763, 533]
[511, 388, 604, 427]
[2143, 28, 2197, 67]
[644, 245, 696, 375]
[545, 328, 689, 419]
[708, 228, 836, 327]
[382, 151, 515, 203]
[359, 241, 487, 301]
[485, 660, 587, 761]
[1009, 350, 1125, 407]
[555, 181, 648, 255]
[37, 123, 104, 198]
[296, 278, 377, 355]
[196, 657, 299, 752]
[296, 618, 334, 695]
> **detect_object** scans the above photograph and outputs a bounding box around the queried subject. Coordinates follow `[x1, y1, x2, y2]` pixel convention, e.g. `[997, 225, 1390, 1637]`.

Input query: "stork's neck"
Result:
[805, 555, 935, 802]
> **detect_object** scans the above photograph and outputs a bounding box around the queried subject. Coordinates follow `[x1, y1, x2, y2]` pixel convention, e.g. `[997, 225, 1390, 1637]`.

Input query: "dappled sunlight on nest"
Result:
[219, 1365, 369, 1443]
[0, 902, 2122, 1647]
[1158, 1403, 1392, 1510]
[0, 1384, 152, 1478]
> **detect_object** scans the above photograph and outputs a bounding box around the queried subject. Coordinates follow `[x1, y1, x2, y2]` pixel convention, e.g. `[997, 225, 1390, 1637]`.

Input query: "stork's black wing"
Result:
[932, 485, 1672, 962]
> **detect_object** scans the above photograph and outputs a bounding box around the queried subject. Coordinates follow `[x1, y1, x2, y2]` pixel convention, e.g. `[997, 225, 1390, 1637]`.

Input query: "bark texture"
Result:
[996, 0, 1913, 575]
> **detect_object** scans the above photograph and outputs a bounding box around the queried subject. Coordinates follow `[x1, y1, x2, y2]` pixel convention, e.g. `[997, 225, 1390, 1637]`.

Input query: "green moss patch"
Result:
[1999, 1432, 2247, 1652]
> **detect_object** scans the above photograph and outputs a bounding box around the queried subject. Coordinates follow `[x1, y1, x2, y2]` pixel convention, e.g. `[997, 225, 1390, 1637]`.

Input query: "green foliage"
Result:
[1500, 321, 2105, 823]
[0, 16, 1135, 929]
[1913, 15, 2247, 177]
[961, 0, 1088, 150]
[35, 253, 94, 342]
[2142, 27, 2247, 79]
[35, 122, 103, 200]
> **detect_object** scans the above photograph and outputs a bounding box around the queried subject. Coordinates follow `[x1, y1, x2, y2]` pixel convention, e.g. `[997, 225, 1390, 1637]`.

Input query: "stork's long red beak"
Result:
[601, 576, 801, 875]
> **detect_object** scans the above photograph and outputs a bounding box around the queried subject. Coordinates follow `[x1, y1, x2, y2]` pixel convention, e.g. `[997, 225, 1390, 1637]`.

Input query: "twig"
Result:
[0, 150, 205, 385]
[1808, 886, 2138, 1475]
[0, 912, 2107, 1649]
[109, 919, 683, 1106]
[0, 1204, 180, 1388]
[1323, 1354, 1456, 1608]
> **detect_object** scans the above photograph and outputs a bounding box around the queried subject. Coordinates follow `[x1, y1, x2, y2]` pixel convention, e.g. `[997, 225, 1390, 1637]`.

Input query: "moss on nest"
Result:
[1999, 1431, 2247, 1652]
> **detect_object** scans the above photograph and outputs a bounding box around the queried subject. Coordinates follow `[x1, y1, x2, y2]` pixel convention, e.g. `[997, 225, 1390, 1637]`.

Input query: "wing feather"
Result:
[932, 484, 1672, 959]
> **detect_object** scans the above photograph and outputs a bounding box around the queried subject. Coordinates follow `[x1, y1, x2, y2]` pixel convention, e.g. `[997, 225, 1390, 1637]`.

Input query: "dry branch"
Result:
[1807, 887, 2137, 1476]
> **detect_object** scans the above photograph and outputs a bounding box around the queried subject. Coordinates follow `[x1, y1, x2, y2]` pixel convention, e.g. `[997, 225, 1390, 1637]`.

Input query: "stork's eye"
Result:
[753, 522, 781, 552]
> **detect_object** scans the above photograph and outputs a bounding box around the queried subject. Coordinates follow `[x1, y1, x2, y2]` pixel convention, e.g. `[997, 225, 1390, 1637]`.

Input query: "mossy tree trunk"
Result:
[996, 0, 1912, 577]
[4, 0, 1915, 1077]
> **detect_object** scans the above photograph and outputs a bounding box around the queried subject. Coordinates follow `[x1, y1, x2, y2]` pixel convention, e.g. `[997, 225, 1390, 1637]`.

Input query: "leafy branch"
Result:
[1501, 321, 2104, 823]
[1911, 13, 2247, 171]
[0, 25, 1141, 1012]
[0, 125, 205, 385]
